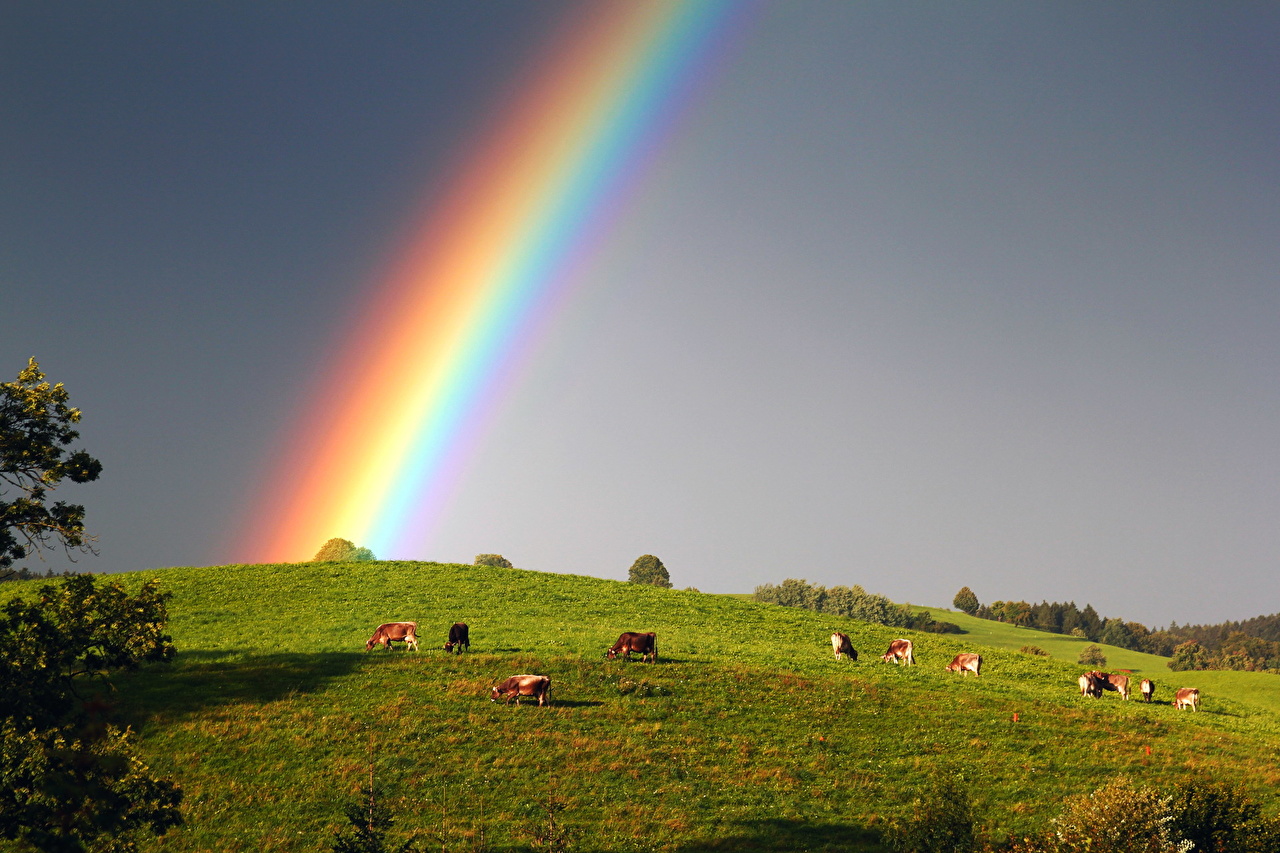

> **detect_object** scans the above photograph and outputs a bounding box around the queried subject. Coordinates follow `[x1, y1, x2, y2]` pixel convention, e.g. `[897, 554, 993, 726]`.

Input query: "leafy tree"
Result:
[628, 554, 671, 588]
[313, 538, 376, 562]
[952, 586, 980, 615]
[1169, 640, 1210, 672]
[0, 574, 182, 850]
[474, 554, 513, 568]
[1101, 617, 1137, 650]
[1078, 644, 1107, 667]
[1, 359, 103, 575]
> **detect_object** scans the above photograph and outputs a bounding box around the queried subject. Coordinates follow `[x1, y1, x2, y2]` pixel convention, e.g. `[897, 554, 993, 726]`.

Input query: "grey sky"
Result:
[4, 2, 1278, 627]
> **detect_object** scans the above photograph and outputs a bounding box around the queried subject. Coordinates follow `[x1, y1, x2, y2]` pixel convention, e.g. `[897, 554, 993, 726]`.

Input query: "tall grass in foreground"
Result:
[7, 562, 1280, 852]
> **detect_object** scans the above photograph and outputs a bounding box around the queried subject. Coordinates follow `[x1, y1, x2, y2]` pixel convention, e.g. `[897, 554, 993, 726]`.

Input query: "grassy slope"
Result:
[8, 563, 1280, 853]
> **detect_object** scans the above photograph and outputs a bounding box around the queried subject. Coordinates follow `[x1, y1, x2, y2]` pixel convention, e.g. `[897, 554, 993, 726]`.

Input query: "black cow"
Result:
[444, 622, 469, 654]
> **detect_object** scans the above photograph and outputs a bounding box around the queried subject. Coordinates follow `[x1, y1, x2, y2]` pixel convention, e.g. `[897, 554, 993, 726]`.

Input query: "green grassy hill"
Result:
[8, 562, 1280, 852]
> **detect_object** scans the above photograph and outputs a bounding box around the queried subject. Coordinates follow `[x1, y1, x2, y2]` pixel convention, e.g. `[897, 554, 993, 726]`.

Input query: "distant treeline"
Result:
[958, 589, 1280, 673]
[0, 567, 83, 583]
[754, 578, 961, 634]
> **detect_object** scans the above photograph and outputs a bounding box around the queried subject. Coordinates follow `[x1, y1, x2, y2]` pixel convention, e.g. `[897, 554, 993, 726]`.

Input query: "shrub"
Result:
[1050, 776, 1181, 853]
[1078, 645, 1107, 667]
[474, 554, 513, 568]
[1169, 778, 1261, 853]
[1019, 646, 1050, 657]
[886, 770, 979, 853]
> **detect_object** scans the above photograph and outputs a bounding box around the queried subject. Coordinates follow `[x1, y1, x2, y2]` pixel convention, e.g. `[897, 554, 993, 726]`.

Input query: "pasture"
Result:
[8, 561, 1280, 852]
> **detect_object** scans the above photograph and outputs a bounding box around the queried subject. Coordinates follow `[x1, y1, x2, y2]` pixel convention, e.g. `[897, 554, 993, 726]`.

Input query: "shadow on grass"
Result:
[558, 819, 883, 853]
[110, 650, 368, 726]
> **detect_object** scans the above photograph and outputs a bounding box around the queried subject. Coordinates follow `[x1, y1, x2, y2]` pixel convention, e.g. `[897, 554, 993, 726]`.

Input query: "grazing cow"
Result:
[946, 653, 982, 676]
[1085, 670, 1123, 698]
[1140, 679, 1155, 703]
[1174, 687, 1200, 711]
[881, 638, 915, 666]
[365, 622, 419, 652]
[830, 632, 857, 661]
[491, 674, 552, 706]
[1106, 673, 1132, 700]
[1079, 672, 1104, 698]
[443, 622, 470, 654]
[606, 632, 657, 663]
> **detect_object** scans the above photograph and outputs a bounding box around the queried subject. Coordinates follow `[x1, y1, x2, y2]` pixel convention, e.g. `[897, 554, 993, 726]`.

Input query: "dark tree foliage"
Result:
[628, 555, 671, 588]
[1, 359, 103, 575]
[313, 538, 376, 562]
[754, 578, 960, 633]
[0, 574, 181, 851]
[474, 554, 513, 568]
[952, 586, 980, 615]
[886, 769, 977, 853]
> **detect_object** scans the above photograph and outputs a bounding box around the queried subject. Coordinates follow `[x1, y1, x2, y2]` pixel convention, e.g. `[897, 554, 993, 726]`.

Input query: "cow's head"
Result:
[605, 648, 618, 660]
[443, 642, 454, 652]
[490, 686, 501, 701]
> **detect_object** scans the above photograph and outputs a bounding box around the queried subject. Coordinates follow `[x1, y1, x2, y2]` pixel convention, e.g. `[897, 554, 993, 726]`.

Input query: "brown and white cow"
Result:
[1106, 673, 1131, 700]
[365, 621, 419, 652]
[830, 632, 857, 661]
[1079, 672, 1104, 698]
[1140, 679, 1155, 703]
[1174, 687, 1200, 711]
[1084, 670, 1123, 698]
[606, 632, 657, 663]
[946, 653, 982, 676]
[491, 674, 552, 706]
[443, 622, 469, 654]
[881, 638, 915, 666]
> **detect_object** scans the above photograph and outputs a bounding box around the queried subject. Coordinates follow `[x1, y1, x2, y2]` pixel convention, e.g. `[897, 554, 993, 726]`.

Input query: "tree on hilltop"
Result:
[628, 554, 671, 588]
[1, 358, 103, 577]
[952, 586, 980, 615]
[313, 538, 376, 562]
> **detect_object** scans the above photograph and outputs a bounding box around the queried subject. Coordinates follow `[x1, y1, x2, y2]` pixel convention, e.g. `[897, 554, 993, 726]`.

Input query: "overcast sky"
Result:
[5, 2, 1278, 628]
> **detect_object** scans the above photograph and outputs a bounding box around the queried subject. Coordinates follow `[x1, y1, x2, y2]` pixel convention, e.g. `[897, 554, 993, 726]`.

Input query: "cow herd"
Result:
[834, 633, 1204, 711]
[363, 621, 663, 706]
[365, 621, 1205, 711]
[1077, 671, 1201, 710]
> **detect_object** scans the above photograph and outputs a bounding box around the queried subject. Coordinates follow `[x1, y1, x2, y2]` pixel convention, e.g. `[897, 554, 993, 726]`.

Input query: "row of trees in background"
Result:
[755, 578, 960, 633]
[953, 586, 1280, 673]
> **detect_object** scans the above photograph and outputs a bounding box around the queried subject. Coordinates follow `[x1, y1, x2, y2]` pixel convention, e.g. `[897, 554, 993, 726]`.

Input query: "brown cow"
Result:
[1174, 687, 1200, 711]
[1084, 670, 1123, 698]
[606, 632, 657, 663]
[1106, 673, 1131, 700]
[491, 674, 552, 706]
[1079, 672, 1104, 698]
[443, 622, 469, 654]
[1140, 679, 1155, 703]
[881, 638, 915, 666]
[365, 621, 419, 652]
[830, 632, 857, 661]
[945, 653, 982, 676]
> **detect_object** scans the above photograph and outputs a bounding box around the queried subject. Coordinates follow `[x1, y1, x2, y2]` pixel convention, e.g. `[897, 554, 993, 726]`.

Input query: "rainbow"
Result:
[237, 1, 750, 563]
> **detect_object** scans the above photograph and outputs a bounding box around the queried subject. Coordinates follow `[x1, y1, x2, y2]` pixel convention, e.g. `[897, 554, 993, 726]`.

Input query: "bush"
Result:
[886, 770, 978, 853]
[1169, 778, 1261, 853]
[1050, 777, 1181, 853]
[1019, 646, 1050, 656]
[474, 554, 513, 568]
[1078, 645, 1107, 667]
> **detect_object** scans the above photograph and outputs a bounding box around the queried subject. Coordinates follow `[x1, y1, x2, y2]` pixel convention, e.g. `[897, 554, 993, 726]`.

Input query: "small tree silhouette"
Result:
[331, 767, 418, 853]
